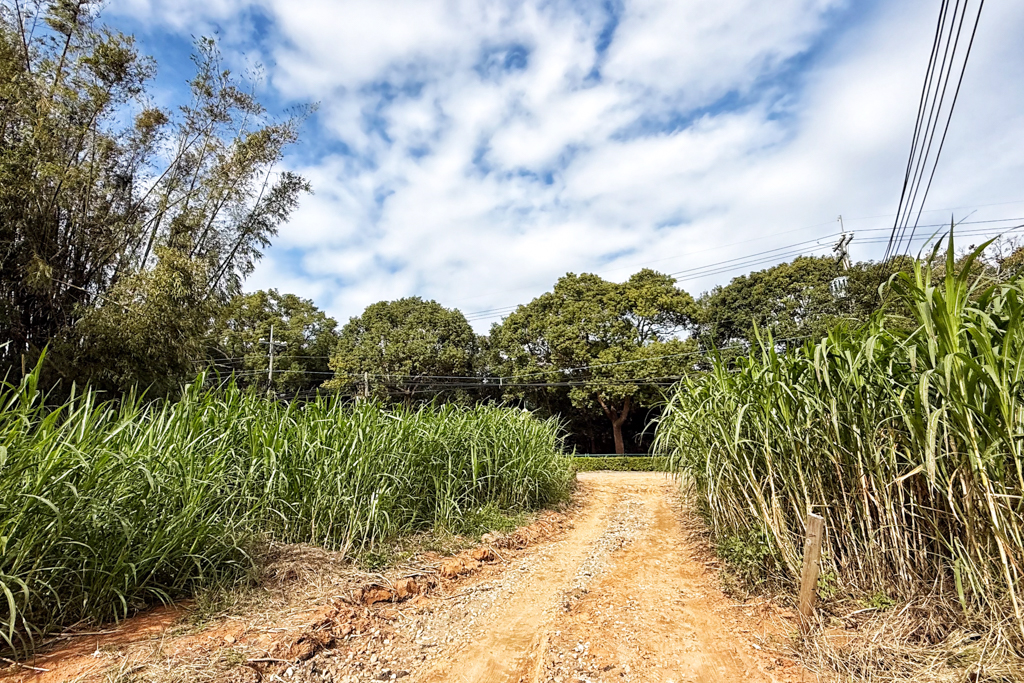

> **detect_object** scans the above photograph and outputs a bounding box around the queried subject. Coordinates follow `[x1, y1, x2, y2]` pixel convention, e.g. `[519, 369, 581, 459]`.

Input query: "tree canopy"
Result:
[50, 248, 215, 395]
[490, 269, 696, 454]
[694, 255, 892, 349]
[326, 297, 477, 403]
[211, 289, 338, 394]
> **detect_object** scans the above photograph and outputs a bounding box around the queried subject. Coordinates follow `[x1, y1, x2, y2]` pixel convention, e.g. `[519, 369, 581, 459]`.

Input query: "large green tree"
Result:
[490, 269, 696, 454]
[210, 289, 338, 393]
[0, 1, 309, 390]
[694, 256, 892, 349]
[326, 297, 477, 404]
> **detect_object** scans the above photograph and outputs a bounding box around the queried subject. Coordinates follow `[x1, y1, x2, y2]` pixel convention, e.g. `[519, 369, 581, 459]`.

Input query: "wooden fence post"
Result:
[798, 513, 825, 634]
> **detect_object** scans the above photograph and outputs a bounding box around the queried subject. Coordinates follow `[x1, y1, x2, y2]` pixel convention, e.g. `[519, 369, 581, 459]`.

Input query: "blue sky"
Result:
[108, 0, 1024, 329]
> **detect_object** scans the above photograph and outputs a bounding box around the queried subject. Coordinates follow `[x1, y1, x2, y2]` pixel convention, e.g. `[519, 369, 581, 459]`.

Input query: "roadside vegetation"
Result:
[656, 239, 1024, 674]
[0, 369, 572, 652]
[572, 456, 668, 472]
[0, 1, 311, 397]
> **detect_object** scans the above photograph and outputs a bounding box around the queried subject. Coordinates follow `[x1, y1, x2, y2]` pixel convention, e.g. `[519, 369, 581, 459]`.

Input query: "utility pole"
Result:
[268, 324, 275, 386]
[259, 324, 286, 392]
[830, 218, 854, 298]
[833, 216, 853, 271]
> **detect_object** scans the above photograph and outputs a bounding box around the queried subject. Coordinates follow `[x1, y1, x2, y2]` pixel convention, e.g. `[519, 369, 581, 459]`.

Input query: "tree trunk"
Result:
[597, 395, 632, 455]
[612, 419, 625, 456]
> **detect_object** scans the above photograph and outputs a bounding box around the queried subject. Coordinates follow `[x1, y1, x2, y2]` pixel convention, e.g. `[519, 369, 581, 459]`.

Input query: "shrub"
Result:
[572, 456, 668, 472]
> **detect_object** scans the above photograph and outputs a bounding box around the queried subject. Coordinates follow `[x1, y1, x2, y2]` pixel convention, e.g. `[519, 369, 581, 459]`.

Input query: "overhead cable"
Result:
[885, 0, 986, 264]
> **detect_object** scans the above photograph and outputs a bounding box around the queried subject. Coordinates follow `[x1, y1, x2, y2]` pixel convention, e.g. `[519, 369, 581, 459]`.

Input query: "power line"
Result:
[446, 198, 1024, 312]
[885, 0, 986, 264]
[198, 335, 816, 386]
[895, 0, 960, 259]
[669, 245, 835, 281]
[194, 223, 1022, 378]
[658, 219, 1018, 281]
[200, 221, 1024, 385]
[205, 372, 686, 390]
[195, 222, 1022, 363]
[463, 216, 1024, 321]
[464, 304, 521, 317]
[886, 0, 956, 262]
[901, 2, 986, 256]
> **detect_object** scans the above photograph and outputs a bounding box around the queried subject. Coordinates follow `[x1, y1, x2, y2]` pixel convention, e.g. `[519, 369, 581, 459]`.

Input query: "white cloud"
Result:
[604, 0, 843, 103]
[111, 0, 243, 29]
[108, 0, 1024, 329]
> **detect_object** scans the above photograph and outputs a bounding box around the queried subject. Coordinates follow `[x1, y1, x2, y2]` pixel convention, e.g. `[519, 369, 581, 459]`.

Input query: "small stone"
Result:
[395, 578, 420, 600]
[439, 559, 466, 578]
[472, 547, 495, 562]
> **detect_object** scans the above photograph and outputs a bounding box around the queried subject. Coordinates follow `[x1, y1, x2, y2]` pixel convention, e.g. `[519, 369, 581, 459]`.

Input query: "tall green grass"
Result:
[656, 239, 1024, 637]
[0, 373, 572, 651]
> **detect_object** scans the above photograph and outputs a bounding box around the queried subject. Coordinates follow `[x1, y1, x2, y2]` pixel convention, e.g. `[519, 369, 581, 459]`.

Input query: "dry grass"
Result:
[801, 600, 1024, 683]
[675, 479, 1024, 683]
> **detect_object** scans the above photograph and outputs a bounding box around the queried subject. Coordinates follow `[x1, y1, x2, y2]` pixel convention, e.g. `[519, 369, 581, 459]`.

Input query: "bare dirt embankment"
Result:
[2, 472, 810, 683]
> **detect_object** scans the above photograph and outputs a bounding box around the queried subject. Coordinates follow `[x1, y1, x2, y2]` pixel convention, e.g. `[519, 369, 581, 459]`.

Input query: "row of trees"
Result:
[314, 260, 890, 454]
[316, 244, 1024, 453]
[13, 225, 1016, 454]
[319, 269, 696, 454]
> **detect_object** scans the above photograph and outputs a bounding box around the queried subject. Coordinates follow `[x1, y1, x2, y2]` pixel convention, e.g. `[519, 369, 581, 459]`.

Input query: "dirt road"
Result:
[4, 472, 806, 683]
[412, 472, 802, 683]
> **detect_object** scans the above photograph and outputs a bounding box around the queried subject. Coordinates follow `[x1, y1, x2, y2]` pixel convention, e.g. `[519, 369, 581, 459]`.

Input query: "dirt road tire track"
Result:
[417, 475, 623, 682]
[419, 472, 802, 683]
